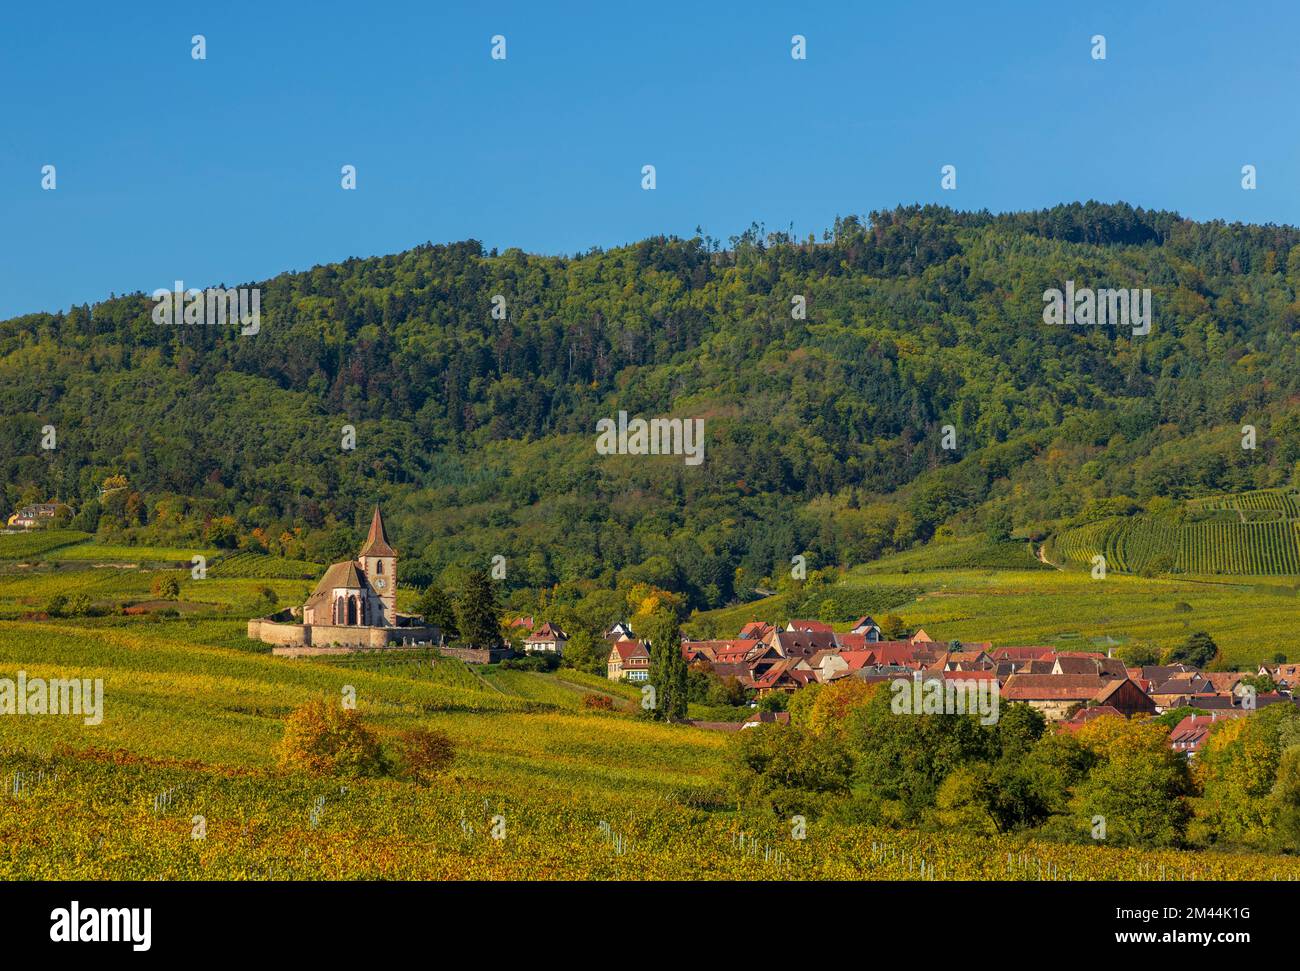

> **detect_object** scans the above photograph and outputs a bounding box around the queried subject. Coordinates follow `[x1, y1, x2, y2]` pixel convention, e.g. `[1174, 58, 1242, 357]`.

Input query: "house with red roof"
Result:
[1259, 663, 1300, 694]
[786, 619, 834, 634]
[770, 629, 839, 660]
[750, 659, 817, 696]
[849, 616, 882, 640]
[606, 637, 651, 683]
[1001, 673, 1154, 721]
[522, 621, 568, 656]
[940, 650, 996, 671]
[1169, 711, 1247, 758]
[1051, 655, 1129, 678]
[989, 646, 1056, 662]
[681, 639, 759, 665]
[1057, 705, 1124, 733]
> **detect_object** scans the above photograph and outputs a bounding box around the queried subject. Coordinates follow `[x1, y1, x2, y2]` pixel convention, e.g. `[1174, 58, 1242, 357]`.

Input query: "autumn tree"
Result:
[1071, 716, 1193, 847]
[275, 699, 388, 778]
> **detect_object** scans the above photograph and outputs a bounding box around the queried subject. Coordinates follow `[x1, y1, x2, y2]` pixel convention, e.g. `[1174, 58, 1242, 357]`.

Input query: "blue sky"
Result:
[3, 0, 1298, 318]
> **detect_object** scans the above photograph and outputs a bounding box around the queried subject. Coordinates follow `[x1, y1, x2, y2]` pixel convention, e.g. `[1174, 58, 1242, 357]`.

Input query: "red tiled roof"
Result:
[1057, 706, 1124, 733]
[611, 638, 650, 661]
[742, 711, 791, 727]
[862, 642, 929, 667]
[526, 621, 567, 642]
[1001, 674, 1121, 701]
[772, 630, 838, 658]
[787, 619, 834, 634]
[989, 646, 1056, 661]
[1169, 712, 1247, 751]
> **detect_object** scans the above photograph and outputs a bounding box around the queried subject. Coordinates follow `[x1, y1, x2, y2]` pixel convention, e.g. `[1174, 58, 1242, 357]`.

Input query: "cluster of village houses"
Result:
[510, 614, 1300, 757]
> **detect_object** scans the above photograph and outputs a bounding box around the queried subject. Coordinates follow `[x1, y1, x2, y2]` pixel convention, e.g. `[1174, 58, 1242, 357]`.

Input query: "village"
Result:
[508, 613, 1297, 758]
[226, 504, 1298, 762]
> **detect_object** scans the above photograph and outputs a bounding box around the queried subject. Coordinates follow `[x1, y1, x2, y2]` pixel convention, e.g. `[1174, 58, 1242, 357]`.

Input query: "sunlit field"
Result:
[2, 542, 1299, 880]
[698, 542, 1300, 671]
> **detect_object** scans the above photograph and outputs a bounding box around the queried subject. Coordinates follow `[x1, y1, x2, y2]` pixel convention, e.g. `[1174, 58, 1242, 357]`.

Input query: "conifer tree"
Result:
[644, 607, 687, 722]
[455, 568, 501, 648]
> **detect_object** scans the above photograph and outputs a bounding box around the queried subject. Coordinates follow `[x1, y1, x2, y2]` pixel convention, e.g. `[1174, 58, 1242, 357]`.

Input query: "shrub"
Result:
[724, 724, 853, 817]
[581, 694, 614, 711]
[395, 728, 455, 785]
[150, 575, 180, 600]
[65, 593, 95, 617]
[500, 653, 558, 672]
[275, 699, 388, 778]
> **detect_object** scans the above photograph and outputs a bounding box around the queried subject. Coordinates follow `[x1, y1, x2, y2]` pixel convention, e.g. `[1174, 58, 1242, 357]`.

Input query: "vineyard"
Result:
[1186, 490, 1300, 518]
[1046, 490, 1300, 576]
[4, 556, 1300, 879]
[0, 530, 92, 561]
[3, 748, 1298, 881]
[209, 551, 324, 580]
[856, 536, 1048, 573]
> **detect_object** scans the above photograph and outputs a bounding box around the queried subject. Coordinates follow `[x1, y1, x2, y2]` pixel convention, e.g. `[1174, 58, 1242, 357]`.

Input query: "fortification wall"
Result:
[251, 618, 441, 654]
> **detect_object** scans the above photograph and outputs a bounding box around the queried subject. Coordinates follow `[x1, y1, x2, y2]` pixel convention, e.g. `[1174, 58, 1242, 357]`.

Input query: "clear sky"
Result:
[3, 0, 1298, 318]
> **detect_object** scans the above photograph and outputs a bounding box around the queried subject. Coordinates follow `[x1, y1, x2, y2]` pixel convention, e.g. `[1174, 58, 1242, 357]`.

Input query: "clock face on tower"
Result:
[376, 579, 386, 589]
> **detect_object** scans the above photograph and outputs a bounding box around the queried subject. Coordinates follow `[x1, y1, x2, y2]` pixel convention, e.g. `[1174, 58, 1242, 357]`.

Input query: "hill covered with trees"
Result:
[5, 201, 1300, 614]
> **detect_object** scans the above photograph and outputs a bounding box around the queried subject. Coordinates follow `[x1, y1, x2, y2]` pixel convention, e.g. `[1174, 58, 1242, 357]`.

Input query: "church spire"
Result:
[358, 505, 397, 558]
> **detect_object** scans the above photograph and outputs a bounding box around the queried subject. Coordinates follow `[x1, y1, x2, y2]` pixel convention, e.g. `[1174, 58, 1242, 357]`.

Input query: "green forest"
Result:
[5, 202, 1300, 616]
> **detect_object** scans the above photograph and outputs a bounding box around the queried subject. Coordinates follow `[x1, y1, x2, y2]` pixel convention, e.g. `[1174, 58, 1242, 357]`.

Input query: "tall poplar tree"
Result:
[644, 607, 687, 722]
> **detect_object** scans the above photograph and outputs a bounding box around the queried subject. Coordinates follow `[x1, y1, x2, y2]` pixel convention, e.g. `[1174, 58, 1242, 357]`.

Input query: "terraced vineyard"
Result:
[1047, 519, 1119, 568]
[1047, 490, 1300, 576]
[1178, 520, 1300, 574]
[1187, 489, 1300, 517]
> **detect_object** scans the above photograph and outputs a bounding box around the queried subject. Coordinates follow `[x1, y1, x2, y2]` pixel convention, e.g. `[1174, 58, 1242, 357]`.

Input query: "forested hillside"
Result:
[5, 202, 1300, 611]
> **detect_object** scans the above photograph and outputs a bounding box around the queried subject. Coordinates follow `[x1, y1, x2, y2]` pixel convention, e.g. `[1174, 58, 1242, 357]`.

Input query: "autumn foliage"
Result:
[275, 699, 388, 778]
[395, 728, 456, 785]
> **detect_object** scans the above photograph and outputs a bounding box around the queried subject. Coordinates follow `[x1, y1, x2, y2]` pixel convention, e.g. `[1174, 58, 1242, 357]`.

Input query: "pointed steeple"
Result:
[358, 505, 396, 558]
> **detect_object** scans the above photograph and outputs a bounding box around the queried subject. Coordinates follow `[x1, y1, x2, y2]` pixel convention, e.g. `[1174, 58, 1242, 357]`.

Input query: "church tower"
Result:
[357, 505, 397, 626]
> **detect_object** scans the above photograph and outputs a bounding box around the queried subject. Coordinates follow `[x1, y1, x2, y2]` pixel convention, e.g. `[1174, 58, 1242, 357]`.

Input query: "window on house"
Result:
[376, 560, 383, 574]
